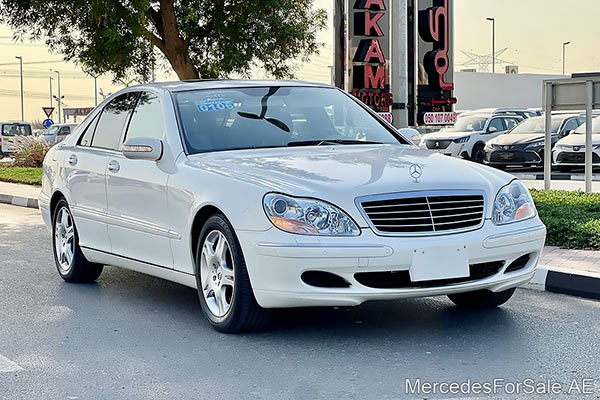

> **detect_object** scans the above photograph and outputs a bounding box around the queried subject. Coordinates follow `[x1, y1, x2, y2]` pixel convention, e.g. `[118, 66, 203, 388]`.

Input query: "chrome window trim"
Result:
[355, 189, 487, 237]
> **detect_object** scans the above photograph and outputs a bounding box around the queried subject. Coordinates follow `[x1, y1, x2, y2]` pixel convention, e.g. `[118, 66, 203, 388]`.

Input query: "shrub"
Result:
[531, 189, 600, 250]
[8, 136, 53, 168]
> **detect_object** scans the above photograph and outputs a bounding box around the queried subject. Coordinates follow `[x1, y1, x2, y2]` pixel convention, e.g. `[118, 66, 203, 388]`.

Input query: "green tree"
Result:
[0, 0, 327, 82]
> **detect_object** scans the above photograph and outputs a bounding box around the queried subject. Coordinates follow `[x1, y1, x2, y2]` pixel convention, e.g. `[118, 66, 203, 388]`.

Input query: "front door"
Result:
[105, 91, 173, 269]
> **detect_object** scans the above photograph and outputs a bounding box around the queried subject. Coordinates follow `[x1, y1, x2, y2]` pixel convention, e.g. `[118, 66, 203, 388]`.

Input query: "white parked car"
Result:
[39, 81, 546, 332]
[0, 121, 33, 156]
[420, 113, 522, 163]
[40, 123, 79, 145]
[553, 117, 600, 170]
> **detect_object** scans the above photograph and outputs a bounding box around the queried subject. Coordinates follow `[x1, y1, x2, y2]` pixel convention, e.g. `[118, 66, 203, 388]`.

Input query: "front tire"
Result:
[471, 143, 486, 164]
[448, 288, 516, 308]
[195, 214, 269, 333]
[52, 199, 103, 282]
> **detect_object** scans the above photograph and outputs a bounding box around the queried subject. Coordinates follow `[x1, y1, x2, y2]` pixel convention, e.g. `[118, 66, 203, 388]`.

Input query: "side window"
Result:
[488, 118, 505, 132]
[562, 118, 580, 134]
[78, 115, 100, 147]
[505, 118, 519, 130]
[91, 92, 139, 150]
[58, 127, 71, 136]
[125, 92, 165, 141]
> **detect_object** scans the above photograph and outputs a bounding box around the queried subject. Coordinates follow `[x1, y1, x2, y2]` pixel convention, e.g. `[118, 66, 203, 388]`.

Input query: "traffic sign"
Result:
[42, 107, 55, 118]
[43, 119, 54, 129]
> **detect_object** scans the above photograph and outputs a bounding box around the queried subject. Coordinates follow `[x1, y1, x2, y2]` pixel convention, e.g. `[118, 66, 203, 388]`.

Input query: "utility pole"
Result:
[486, 18, 495, 73]
[15, 56, 24, 120]
[562, 41, 571, 76]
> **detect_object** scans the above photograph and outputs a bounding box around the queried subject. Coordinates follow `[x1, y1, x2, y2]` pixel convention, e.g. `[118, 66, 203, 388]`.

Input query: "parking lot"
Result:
[1, 204, 599, 399]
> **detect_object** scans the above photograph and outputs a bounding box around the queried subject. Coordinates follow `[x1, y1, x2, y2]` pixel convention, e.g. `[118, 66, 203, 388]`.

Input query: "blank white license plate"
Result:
[410, 246, 470, 282]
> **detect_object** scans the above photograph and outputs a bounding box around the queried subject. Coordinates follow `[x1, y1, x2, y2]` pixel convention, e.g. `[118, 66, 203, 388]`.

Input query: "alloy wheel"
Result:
[54, 206, 75, 273]
[199, 230, 235, 318]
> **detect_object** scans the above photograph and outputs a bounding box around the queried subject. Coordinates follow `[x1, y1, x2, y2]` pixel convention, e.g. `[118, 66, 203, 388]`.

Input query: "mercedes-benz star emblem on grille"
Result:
[409, 164, 423, 182]
[504, 146, 510, 150]
[573, 146, 581, 151]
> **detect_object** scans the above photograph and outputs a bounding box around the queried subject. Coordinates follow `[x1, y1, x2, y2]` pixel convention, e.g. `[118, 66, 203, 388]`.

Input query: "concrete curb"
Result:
[0, 193, 38, 209]
[526, 264, 600, 301]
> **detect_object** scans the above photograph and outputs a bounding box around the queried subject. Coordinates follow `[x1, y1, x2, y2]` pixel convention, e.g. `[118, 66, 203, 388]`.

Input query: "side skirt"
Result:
[80, 247, 197, 290]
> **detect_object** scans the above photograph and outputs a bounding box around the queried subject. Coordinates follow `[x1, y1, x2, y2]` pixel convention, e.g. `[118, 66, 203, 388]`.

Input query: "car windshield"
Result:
[441, 117, 487, 132]
[574, 118, 600, 134]
[175, 87, 404, 154]
[2, 123, 32, 137]
[510, 117, 561, 134]
[45, 125, 60, 135]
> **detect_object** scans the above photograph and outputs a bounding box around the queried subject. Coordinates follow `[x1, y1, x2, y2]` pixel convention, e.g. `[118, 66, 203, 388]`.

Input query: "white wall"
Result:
[454, 71, 564, 111]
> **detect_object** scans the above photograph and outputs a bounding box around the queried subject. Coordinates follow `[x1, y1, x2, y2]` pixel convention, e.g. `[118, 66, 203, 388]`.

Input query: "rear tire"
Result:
[448, 288, 516, 309]
[195, 214, 270, 333]
[52, 198, 103, 283]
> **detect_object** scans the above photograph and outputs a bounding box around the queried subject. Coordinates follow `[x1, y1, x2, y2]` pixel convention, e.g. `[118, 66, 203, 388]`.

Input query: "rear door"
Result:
[105, 91, 173, 268]
[64, 92, 138, 254]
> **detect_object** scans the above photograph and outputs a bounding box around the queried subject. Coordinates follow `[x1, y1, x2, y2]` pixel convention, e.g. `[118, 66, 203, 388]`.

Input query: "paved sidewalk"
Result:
[531, 246, 600, 300]
[0, 181, 41, 209]
[540, 246, 600, 275]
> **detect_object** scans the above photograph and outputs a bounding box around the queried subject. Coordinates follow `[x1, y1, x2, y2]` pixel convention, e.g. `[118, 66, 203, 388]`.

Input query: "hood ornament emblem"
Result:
[409, 164, 423, 182]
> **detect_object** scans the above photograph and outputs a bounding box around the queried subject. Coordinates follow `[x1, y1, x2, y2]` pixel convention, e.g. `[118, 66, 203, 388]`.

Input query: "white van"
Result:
[0, 121, 34, 157]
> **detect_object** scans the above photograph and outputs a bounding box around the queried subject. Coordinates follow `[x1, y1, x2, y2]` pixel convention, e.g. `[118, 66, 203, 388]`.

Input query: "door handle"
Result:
[67, 154, 78, 165]
[107, 160, 120, 173]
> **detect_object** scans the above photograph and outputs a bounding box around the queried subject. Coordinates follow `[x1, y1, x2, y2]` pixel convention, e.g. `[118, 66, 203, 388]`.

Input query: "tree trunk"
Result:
[150, 0, 200, 80]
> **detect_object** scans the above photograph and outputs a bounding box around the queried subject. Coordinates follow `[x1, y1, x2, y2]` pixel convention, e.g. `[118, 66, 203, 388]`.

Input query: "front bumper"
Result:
[553, 149, 600, 166]
[238, 219, 546, 308]
[484, 148, 542, 166]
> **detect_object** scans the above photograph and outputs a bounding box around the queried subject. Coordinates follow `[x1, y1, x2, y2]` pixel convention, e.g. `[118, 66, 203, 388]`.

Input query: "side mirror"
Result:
[398, 128, 422, 144]
[487, 126, 498, 134]
[563, 130, 573, 136]
[122, 137, 163, 161]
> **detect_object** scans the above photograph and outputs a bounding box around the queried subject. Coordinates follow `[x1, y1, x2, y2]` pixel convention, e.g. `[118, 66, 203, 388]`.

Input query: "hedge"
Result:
[531, 189, 600, 250]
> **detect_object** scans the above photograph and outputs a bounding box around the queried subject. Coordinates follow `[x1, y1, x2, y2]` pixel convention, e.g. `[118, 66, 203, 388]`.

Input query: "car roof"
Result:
[136, 79, 331, 93]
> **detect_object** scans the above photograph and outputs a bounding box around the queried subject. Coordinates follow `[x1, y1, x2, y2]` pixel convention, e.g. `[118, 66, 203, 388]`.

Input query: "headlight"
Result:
[263, 193, 360, 236]
[453, 136, 470, 144]
[492, 180, 536, 225]
[526, 140, 544, 149]
[593, 145, 600, 150]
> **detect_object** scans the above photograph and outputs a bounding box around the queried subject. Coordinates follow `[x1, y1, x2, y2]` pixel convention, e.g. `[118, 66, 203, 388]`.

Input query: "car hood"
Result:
[488, 133, 551, 146]
[556, 133, 600, 146]
[423, 130, 482, 141]
[187, 145, 511, 217]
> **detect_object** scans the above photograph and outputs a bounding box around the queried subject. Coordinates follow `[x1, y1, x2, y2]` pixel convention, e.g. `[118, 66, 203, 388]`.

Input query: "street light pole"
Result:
[486, 17, 495, 73]
[49, 76, 53, 119]
[562, 41, 571, 76]
[15, 56, 24, 120]
[53, 70, 62, 123]
[94, 75, 98, 107]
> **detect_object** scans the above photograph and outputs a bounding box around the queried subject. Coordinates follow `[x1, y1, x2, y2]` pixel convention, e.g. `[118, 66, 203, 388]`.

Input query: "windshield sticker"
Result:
[195, 99, 236, 112]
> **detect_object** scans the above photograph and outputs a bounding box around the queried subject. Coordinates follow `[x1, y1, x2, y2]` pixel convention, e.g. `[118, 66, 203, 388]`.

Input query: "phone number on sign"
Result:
[424, 112, 457, 125]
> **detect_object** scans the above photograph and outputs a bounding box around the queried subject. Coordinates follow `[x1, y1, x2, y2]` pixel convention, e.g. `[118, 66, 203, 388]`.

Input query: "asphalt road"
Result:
[0, 203, 599, 400]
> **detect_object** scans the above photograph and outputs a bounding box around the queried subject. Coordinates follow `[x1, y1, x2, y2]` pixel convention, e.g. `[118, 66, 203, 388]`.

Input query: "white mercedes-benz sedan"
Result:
[39, 80, 546, 332]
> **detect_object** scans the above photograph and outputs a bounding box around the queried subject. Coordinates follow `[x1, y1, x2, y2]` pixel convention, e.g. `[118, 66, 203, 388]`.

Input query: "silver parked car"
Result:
[40, 123, 79, 145]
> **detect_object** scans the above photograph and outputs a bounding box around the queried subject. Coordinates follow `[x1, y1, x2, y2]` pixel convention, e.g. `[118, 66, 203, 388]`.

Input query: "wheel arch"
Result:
[190, 204, 227, 267]
[50, 190, 66, 216]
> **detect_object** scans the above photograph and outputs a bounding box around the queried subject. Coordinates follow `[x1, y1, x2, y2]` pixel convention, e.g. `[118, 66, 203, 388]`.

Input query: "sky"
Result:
[0, 0, 599, 122]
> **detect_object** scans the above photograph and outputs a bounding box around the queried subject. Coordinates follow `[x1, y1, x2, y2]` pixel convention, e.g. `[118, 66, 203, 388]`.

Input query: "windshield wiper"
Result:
[287, 139, 384, 147]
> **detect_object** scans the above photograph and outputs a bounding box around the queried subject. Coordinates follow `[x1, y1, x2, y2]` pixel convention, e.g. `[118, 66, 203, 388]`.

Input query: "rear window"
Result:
[2, 124, 32, 137]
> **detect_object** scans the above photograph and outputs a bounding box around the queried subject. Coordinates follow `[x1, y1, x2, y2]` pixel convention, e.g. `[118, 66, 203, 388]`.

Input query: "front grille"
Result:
[426, 139, 452, 150]
[556, 152, 600, 164]
[358, 191, 485, 235]
[354, 260, 504, 289]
